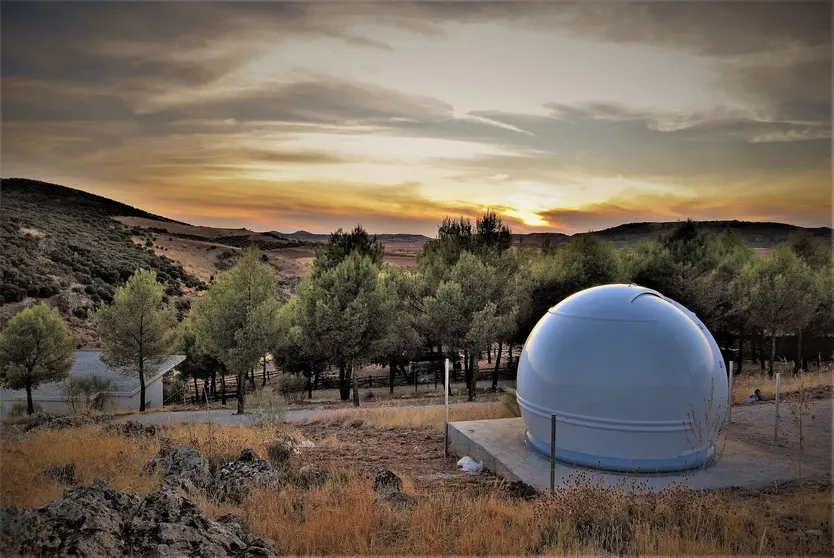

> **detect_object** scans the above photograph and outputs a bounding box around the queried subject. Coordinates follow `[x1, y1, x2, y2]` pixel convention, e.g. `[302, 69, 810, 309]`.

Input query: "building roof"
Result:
[0, 349, 185, 402]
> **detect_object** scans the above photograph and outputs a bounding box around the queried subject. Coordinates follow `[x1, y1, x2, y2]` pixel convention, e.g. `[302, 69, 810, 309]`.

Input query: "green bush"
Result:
[248, 386, 288, 427]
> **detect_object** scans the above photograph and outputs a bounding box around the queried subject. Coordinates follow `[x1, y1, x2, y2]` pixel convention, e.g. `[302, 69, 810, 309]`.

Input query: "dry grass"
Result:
[732, 363, 833, 404]
[200, 473, 832, 556]
[301, 401, 507, 431]
[1, 422, 831, 555]
[0, 426, 161, 508]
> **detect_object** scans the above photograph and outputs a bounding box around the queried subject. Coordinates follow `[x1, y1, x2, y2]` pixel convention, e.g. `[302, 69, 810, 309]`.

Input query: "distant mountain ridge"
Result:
[515, 220, 833, 249]
[3, 177, 830, 249]
[272, 230, 433, 243]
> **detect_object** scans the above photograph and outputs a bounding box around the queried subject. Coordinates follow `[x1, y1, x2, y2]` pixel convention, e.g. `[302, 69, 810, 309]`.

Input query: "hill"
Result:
[3, 178, 830, 340]
[0, 178, 207, 340]
[514, 220, 832, 249]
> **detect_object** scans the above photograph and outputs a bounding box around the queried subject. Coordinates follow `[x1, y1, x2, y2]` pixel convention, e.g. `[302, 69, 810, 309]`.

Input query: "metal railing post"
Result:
[444, 358, 450, 457]
[727, 361, 734, 423]
[774, 372, 781, 440]
[550, 413, 556, 494]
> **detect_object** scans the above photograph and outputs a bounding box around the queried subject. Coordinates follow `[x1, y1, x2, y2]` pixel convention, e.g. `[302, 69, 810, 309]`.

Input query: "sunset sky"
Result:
[2, 1, 831, 235]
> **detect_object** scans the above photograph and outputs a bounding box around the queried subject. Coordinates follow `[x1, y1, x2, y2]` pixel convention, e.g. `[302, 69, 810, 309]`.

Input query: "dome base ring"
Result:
[525, 431, 716, 473]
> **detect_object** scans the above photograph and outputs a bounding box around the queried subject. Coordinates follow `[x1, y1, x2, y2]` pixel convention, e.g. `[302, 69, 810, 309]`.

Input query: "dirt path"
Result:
[722, 398, 831, 478]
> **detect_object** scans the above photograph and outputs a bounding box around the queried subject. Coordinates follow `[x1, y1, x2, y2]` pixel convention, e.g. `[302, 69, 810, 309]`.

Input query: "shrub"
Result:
[59, 375, 112, 413]
[248, 386, 288, 427]
[9, 400, 42, 416]
[277, 373, 307, 403]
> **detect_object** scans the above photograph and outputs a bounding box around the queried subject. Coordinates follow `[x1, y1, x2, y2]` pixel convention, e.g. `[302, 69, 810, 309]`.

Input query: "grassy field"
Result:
[2, 405, 831, 555]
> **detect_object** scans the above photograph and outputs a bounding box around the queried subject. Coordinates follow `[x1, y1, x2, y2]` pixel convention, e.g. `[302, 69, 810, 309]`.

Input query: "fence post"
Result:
[774, 372, 781, 440]
[444, 358, 450, 457]
[727, 361, 734, 424]
[550, 414, 556, 495]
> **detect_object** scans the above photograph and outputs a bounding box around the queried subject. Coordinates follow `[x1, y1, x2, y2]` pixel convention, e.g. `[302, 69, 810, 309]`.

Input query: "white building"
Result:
[517, 284, 728, 473]
[0, 349, 185, 416]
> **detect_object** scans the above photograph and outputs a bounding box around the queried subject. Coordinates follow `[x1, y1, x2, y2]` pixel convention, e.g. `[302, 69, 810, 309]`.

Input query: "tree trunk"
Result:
[193, 375, 199, 404]
[487, 345, 492, 364]
[795, 329, 803, 372]
[314, 368, 321, 390]
[468, 352, 477, 401]
[760, 330, 766, 371]
[769, 333, 776, 377]
[26, 383, 34, 415]
[211, 368, 217, 401]
[236, 372, 245, 414]
[751, 332, 757, 364]
[508, 344, 513, 368]
[338, 362, 349, 401]
[220, 371, 226, 405]
[249, 367, 256, 388]
[463, 350, 470, 376]
[737, 330, 744, 374]
[352, 365, 360, 407]
[307, 371, 313, 399]
[389, 362, 395, 394]
[139, 357, 146, 412]
[262, 356, 268, 387]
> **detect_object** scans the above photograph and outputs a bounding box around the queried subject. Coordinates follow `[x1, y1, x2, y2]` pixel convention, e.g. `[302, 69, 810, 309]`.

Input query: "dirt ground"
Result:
[295, 421, 510, 496]
[292, 397, 833, 498]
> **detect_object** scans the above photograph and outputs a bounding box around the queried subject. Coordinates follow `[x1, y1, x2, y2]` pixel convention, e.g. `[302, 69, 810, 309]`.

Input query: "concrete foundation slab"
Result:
[448, 417, 823, 492]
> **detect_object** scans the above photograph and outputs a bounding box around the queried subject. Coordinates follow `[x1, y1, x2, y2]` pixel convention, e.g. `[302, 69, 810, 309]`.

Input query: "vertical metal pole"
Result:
[550, 414, 556, 494]
[774, 372, 781, 440]
[444, 358, 450, 457]
[727, 361, 734, 423]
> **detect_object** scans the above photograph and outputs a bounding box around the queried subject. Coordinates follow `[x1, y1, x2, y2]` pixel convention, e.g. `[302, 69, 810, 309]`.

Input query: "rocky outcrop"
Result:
[25, 411, 115, 432]
[209, 449, 286, 504]
[104, 420, 159, 437]
[0, 479, 276, 558]
[127, 488, 275, 557]
[44, 463, 76, 485]
[0, 478, 139, 557]
[372, 468, 402, 494]
[144, 445, 212, 494]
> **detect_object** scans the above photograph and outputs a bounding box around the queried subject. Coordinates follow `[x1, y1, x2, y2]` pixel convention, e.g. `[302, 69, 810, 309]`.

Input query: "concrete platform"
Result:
[448, 417, 820, 492]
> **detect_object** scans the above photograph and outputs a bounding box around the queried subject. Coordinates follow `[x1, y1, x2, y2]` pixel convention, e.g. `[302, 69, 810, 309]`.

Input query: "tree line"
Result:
[2, 213, 832, 415]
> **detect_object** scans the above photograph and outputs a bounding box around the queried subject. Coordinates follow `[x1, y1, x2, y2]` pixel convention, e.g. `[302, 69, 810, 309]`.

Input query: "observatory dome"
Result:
[517, 284, 728, 472]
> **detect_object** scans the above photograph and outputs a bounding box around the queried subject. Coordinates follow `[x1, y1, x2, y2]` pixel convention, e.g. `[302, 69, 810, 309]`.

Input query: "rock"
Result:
[374, 491, 416, 509]
[372, 468, 403, 494]
[295, 465, 332, 489]
[805, 529, 823, 536]
[0, 478, 139, 557]
[0, 479, 276, 557]
[25, 412, 115, 432]
[128, 489, 276, 557]
[144, 445, 212, 494]
[104, 420, 158, 437]
[503, 480, 539, 500]
[265, 435, 299, 465]
[210, 449, 286, 504]
[44, 463, 76, 485]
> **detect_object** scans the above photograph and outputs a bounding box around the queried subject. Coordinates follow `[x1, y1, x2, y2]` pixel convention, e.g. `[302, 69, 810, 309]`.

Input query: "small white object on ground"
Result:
[300, 440, 315, 448]
[456, 456, 483, 474]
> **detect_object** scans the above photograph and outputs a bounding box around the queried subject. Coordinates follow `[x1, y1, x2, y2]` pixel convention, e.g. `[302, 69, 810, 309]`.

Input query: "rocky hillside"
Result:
[0, 178, 205, 338]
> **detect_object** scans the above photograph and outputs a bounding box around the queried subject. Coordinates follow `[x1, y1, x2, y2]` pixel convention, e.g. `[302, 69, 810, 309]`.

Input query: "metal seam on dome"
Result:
[517, 394, 694, 432]
[547, 311, 659, 323]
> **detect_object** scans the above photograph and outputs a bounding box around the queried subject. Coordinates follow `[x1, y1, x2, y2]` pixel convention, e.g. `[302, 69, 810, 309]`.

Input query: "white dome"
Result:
[517, 284, 728, 472]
